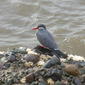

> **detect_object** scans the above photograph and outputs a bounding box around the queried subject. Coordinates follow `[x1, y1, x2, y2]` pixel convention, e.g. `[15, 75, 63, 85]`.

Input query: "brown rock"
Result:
[64, 64, 80, 76]
[20, 73, 35, 83]
[26, 73, 35, 83]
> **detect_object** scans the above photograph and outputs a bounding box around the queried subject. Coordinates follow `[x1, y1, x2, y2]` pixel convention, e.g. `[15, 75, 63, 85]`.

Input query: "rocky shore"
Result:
[0, 46, 85, 85]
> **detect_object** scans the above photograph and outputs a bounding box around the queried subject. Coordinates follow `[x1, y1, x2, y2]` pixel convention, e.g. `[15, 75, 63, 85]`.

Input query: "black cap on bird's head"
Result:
[32, 24, 46, 30]
[37, 24, 46, 29]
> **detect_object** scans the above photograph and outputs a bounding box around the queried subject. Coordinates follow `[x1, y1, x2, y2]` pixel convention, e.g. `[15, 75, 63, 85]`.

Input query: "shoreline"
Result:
[0, 46, 85, 85]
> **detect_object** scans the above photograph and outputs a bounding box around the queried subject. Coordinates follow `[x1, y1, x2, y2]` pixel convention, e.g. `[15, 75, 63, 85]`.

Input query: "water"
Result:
[0, 0, 85, 56]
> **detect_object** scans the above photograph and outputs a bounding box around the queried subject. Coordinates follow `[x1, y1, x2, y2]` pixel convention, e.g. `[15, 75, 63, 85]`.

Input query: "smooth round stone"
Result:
[64, 64, 80, 76]
[43, 56, 61, 68]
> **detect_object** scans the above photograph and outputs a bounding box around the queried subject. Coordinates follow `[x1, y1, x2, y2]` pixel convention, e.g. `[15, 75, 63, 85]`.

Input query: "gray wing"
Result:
[36, 30, 59, 50]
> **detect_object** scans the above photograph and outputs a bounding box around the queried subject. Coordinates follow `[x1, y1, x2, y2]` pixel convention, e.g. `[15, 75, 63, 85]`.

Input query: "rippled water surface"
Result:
[0, 0, 85, 56]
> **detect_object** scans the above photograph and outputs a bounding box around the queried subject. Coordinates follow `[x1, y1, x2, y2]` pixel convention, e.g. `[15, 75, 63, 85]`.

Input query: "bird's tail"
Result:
[52, 49, 68, 58]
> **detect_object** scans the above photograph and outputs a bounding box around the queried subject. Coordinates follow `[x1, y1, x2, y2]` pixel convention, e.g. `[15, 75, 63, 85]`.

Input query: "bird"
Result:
[32, 24, 67, 59]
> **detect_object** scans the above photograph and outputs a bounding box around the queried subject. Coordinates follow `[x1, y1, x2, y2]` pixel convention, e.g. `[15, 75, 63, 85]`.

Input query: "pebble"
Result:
[44, 68, 63, 81]
[61, 80, 69, 85]
[38, 78, 47, 85]
[64, 64, 80, 76]
[12, 47, 27, 54]
[24, 62, 33, 68]
[4, 63, 10, 69]
[80, 67, 85, 74]
[30, 81, 38, 85]
[81, 74, 85, 83]
[0, 51, 5, 57]
[68, 54, 85, 61]
[73, 77, 81, 85]
[0, 57, 7, 63]
[0, 63, 4, 70]
[37, 60, 45, 67]
[20, 77, 26, 84]
[55, 81, 61, 85]
[26, 48, 38, 55]
[23, 54, 40, 64]
[40, 54, 51, 61]
[43, 56, 61, 68]
[20, 72, 35, 83]
[8, 54, 16, 62]
[25, 73, 35, 83]
[47, 78, 54, 85]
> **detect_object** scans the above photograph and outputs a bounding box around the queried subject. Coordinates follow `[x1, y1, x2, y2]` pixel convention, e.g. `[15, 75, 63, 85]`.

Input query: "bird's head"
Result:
[32, 24, 46, 30]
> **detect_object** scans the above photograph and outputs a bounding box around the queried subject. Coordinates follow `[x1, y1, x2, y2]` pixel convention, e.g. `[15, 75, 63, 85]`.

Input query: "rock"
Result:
[51, 69, 63, 81]
[12, 84, 24, 85]
[47, 78, 54, 85]
[38, 82, 47, 85]
[61, 80, 69, 85]
[26, 48, 38, 55]
[38, 78, 47, 85]
[8, 54, 16, 62]
[24, 62, 33, 68]
[77, 61, 85, 67]
[81, 74, 85, 83]
[26, 48, 31, 51]
[40, 54, 51, 61]
[64, 64, 80, 76]
[68, 54, 85, 61]
[20, 77, 26, 84]
[6, 78, 14, 85]
[37, 60, 45, 67]
[0, 51, 5, 54]
[4, 63, 10, 69]
[73, 77, 81, 85]
[44, 68, 63, 81]
[12, 47, 27, 54]
[55, 81, 61, 85]
[0, 63, 4, 70]
[37, 68, 47, 77]
[61, 55, 85, 63]
[12, 83, 23, 85]
[30, 81, 38, 85]
[0, 51, 5, 57]
[0, 57, 7, 63]
[26, 73, 35, 83]
[23, 54, 40, 64]
[20, 73, 35, 83]
[43, 56, 61, 68]
[80, 67, 85, 74]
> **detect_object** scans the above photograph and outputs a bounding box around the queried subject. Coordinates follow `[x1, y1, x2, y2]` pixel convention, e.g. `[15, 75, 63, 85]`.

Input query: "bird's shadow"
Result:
[33, 45, 68, 58]
[33, 45, 53, 56]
